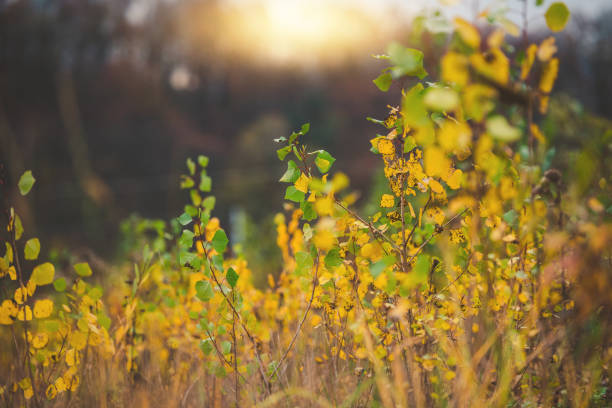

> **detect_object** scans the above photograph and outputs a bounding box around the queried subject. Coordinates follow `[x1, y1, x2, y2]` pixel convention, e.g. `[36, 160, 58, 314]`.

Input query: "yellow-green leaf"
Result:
[24, 238, 40, 261]
[545, 2, 570, 32]
[18, 171, 36, 196]
[73, 262, 92, 277]
[31, 263, 55, 286]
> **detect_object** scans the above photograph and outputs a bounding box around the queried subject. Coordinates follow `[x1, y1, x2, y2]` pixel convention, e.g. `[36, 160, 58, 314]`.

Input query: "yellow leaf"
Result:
[14, 286, 27, 304]
[310, 314, 322, 328]
[70, 331, 88, 350]
[33, 299, 53, 319]
[454, 17, 480, 49]
[313, 229, 335, 251]
[424, 146, 450, 178]
[446, 169, 463, 190]
[408, 202, 416, 218]
[520, 44, 538, 80]
[530, 124, 546, 144]
[470, 48, 509, 86]
[17, 305, 32, 321]
[26, 279, 36, 296]
[8, 266, 16, 280]
[537, 37, 557, 62]
[65, 349, 80, 367]
[46, 384, 57, 400]
[429, 179, 444, 194]
[32, 332, 49, 349]
[539, 95, 550, 114]
[0, 300, 16, 325]
[487, 29, 505, 49]
[294, 173, 310, 193]
[54, 377, 66, 392]
[472, 323, 480, 333]
[438, 120, 471, 152]
[377, 138, 395, 155]
[314, 196, 334, 216]
[380, 194, 395, 208]
[539, 58, 559, 94]
[441, 52, 469, 87]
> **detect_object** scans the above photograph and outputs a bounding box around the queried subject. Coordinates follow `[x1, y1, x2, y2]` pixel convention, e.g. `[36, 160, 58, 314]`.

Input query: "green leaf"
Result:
[366, 117, 386, 126]
[373, 73, 393, 92]
[179, 230, 195, 248]
[212, 254, 224, 272]
[314, 151, 336, 174]
[88, 286, 103, 301]
[203, 196, 216, 211]
[212, 229, 229, 254]
[545, 2, 570, 32]
[300, 201, 317, 221]
[387, 43, 428, 80]
[295, 251, 313, 276]
[324, 248, 342, 269]
[178, 212, 192, 226]
[424, 87, 459, 111]
[199, 172, 212, 192]
[196, 280, 214, 301]
[280, 160, 300, 183]
[301, 123, 310, 134]
[370, 255, 396, 278]
[221, 340, 232, 355]
[486, 115, 522, 142]
[413, 255, 429, 284]
[186, 158, 196, 175]
[18, 171, 36, 196]
[284, 186, 305, 203]
[226, 267, 239, 288]
[13, 214, 23, 241]
[277, 146, 291, 161]
[180, 251, 197, 266]
[200, 339, 214, 355]
[24, 238, 40, 260]
[53, 278, 67, 292]
[74, 262, 92, 277]
[198, 155, 210, 168]
[184, 205, 198, 217]
[97, 313, 111, 330]
[180, 176, 195, 189]
[32, 262, 55, 285]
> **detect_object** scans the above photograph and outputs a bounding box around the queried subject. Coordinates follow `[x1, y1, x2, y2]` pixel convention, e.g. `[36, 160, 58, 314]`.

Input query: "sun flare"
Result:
[178, 0, 403, 67]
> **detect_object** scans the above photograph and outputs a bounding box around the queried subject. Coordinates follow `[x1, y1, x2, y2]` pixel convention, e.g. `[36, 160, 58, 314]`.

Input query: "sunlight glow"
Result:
[177, 0, 407, 67]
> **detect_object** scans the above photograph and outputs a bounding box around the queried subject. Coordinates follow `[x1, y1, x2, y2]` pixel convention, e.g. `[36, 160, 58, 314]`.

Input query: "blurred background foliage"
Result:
[0, 0, 610, 276]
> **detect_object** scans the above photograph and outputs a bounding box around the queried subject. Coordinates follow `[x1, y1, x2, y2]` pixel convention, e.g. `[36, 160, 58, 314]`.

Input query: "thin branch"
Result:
[333, 198, 402, 255]
[269, 252, 320, 381]
[406, 208, 469, 265]
[205, 251, 271, 393]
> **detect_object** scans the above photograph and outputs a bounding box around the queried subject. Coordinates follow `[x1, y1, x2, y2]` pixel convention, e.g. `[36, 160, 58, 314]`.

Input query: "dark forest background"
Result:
[1, 0, 611, 266]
